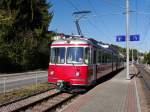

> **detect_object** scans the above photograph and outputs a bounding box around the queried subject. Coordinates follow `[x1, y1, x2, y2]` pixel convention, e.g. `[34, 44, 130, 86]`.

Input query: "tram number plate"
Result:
[57, 80, 63, 82]
[57, 80, 64, 86]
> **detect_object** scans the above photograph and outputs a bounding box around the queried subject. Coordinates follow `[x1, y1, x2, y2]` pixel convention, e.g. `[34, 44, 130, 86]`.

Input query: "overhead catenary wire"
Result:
[65, 0, 116, 43]
[67, 0, 80, 12]
[124, 0, 150, 52]
[87, 0, 114, 43]
[66, 0, 150, 52]
[102, 0, 150, 53]
[135, 1, 150, 48]
[135, 0, 138, 34]
[85, 18, 112, 42]
[103, 0, 125, 10]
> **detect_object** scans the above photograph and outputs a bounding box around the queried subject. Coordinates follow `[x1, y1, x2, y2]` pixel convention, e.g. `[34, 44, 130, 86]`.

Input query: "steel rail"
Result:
[0, 88, 58, 112]
[135, 65, 150, 111]
[137, 66, 150, 91]
[13, 91, 62, 112]
[11, 92, 77, 112]
[0, 88, 54, 107]
[45, 94, 77, 112]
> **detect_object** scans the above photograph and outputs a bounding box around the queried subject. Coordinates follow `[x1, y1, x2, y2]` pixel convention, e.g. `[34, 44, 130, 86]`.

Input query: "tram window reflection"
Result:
[51, 47, 65, 64]
[67, 47, 83, 64]
[85, 47, 91, 64]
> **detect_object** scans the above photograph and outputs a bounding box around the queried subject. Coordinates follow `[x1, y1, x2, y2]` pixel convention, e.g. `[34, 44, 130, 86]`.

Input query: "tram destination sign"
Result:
[116, 35, 140, 42]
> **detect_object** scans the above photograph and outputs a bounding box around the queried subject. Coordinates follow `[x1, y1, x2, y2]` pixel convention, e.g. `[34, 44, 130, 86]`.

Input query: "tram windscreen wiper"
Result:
[54, 57, 57, 65]
[70, 60, 79, 71]
[71, 60, 75, 66]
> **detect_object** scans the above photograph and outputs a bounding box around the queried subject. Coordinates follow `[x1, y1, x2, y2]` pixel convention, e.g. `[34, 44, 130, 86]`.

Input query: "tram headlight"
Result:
[75, 71, 80, 77]
[50, 71, 54, 75]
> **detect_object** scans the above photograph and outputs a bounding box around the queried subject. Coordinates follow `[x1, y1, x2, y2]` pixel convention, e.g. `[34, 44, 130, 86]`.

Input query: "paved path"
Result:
[61, 67, 139, 112]
[0, 72, 47, 93]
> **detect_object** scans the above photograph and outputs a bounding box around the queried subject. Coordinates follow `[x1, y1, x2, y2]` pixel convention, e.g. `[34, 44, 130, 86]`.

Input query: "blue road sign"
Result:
[116, 35, 125, 42]
[116, 35, 140, 42]
[130, 35, 140, 41]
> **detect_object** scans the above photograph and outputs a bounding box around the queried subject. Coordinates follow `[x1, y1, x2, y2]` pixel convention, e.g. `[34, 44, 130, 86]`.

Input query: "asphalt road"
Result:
[0, 71, 47, 93]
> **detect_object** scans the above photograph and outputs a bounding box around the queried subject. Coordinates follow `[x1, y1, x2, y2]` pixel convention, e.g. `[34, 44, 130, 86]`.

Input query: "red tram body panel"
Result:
[48, 65, 88, 85]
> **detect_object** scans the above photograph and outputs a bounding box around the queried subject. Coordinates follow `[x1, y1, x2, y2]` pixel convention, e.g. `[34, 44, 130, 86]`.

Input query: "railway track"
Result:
[0, 88, 54, 107]
[136, 64, 150, 91]
[135, 64, 150, 110]
[0, 89, 77, 112]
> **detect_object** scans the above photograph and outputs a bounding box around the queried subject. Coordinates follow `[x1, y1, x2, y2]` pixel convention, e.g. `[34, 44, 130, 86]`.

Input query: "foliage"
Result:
[0, 0, 53, 73]
[144, 52, 150, 64]
[111, 44, 141, 62]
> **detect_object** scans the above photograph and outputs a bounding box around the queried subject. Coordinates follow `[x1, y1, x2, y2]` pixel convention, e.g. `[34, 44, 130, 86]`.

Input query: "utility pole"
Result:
[126, 0, 130, 79]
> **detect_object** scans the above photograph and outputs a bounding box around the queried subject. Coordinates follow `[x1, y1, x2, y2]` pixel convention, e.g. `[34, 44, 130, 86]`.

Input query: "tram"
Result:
[48, 35, 124, 92]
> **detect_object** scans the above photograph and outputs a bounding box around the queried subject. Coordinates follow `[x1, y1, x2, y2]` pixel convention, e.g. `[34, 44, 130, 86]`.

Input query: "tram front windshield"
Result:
[50, 47, 65, 64]
[50, 47, 84, 64]
[67, 47, 83, 64]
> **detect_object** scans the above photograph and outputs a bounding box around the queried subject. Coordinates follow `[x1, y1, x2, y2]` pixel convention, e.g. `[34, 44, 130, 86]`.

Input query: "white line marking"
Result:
[134, 78, 141, 112]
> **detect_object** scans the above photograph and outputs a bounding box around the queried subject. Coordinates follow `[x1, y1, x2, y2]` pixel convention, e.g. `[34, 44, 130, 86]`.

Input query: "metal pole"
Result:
[126, 0, 130, 79]
[75, 20, 82, 36]
[73, 11, 91, 36]
[3, 78, 6, 95]
[35, 72, 37, 89]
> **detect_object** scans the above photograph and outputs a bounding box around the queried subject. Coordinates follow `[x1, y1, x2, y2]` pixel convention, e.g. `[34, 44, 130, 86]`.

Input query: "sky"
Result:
[47, 0, 150, 53]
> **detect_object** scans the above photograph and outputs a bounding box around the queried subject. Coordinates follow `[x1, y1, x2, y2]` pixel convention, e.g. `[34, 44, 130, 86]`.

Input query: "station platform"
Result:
[61, 66, 140, 112]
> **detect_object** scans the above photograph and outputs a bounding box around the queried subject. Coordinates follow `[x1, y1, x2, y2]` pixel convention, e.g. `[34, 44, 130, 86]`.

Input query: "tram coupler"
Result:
[56, 80, 70, 92]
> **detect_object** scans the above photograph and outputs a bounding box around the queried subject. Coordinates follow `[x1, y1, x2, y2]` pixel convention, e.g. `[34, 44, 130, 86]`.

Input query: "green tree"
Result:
[144, 52, 150, 64]
[0, 0, 53, 72]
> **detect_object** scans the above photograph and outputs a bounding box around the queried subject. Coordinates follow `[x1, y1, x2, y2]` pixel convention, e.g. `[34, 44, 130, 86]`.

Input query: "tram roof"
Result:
[49, 35, 119, 55]
[51, 37, 92, 45]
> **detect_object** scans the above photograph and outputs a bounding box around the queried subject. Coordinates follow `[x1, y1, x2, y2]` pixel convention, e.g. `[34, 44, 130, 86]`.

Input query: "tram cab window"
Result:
[85, 47, 91, 64]
[51, 47, 65, 64]
[67, 47, 83, 64]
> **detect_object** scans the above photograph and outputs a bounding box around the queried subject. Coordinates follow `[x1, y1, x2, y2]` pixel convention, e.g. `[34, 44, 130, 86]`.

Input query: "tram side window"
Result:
[51, 47, 65, 64]
[102, 53, 104, 63]
[114, 56, 117, 63]
[112, 54, 115, 63]
[85, 47, 91, 64]
[102, 53, 106, 63]
[111, 53, 113, 63]
[98, 51, 101, 63]
[107, 53, 111, 63]
[93, 50, 96, 64]
[106, 53, 108, 63]
[104, 53, 108, 63]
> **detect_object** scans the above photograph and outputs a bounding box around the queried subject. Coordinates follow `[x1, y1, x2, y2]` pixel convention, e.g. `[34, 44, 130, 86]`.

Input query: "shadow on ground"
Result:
[79, 68, 124, 94]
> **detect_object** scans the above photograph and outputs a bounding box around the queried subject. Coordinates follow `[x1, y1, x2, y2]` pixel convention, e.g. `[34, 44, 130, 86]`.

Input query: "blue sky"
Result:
[48, 0, 150, 53]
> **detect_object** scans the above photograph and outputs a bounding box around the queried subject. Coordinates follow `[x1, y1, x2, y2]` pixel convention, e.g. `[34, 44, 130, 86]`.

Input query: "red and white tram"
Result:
[48, 35, 124, 91]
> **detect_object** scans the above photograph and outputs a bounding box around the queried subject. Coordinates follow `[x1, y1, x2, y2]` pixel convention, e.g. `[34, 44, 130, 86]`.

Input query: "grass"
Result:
[0, 82, 54, 105]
